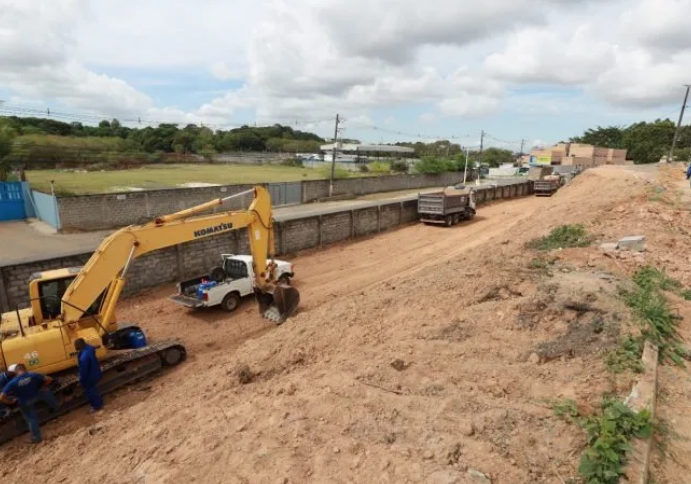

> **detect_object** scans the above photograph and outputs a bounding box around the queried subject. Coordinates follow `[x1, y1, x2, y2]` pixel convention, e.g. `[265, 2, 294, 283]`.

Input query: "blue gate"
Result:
[0, 182, 26, 221]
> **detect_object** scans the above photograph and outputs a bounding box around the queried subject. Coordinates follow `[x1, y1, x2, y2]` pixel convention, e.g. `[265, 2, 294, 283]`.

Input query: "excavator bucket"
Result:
[256, 283, 300, 325]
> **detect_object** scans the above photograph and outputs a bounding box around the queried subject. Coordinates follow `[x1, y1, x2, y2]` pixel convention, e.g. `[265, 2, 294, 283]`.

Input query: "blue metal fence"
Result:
[0, 182, 26, 221]
[32, 190, 61, 229]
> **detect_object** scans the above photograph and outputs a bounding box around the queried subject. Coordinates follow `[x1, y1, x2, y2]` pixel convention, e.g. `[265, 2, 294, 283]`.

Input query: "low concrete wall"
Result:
[301, 172, 474, 203]
[0, 181, 532, 312]
[58, 184, 255, 232]
[56, 172, 475, 231]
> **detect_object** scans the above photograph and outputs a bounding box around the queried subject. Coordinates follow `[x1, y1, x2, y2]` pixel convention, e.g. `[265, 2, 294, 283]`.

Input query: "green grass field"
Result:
[27, 164, 342, 195]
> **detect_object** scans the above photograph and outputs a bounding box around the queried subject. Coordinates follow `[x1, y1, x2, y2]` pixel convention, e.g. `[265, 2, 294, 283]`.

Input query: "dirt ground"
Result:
[2, 163, 691, 484]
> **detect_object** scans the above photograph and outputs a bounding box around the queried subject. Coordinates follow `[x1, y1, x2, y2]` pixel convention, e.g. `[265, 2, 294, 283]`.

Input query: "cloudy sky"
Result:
[0, 0, 689, 148]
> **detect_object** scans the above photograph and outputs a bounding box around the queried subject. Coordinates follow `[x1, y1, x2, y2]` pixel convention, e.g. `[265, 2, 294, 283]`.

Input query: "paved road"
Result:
[0, 180, 526, 266]
[0, 188, 441, 266]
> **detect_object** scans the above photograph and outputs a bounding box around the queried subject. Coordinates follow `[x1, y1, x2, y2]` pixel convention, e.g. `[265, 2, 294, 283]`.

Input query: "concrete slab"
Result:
[618, 235, 646, 252]
[622, 341, 659, 484]
[0, 221, 111, 266]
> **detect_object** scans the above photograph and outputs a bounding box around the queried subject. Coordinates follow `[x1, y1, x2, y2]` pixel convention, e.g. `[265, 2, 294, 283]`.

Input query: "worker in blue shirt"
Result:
[75, 338, 104, 412]
[0, 364, 18, 419]
[0, 364, 60, 443]
[686, 164, 691, 187]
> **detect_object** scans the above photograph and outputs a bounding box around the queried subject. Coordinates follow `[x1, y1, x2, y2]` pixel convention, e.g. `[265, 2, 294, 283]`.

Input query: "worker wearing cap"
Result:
[0, 364, 18, 419]
[0, 364, 60, 443]
[75, 338, 104, 412]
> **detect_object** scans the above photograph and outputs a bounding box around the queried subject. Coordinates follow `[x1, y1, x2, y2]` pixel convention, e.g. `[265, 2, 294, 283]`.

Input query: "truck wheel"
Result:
[468, 209, 476, 220]
[445, 215, 453, 227]
[278, 274, 291, 286]
[221, 293, 241, 312]
[452, 214, 460, 225]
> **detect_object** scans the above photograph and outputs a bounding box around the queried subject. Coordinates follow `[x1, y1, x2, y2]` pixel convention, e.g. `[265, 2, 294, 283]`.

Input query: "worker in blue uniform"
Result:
[0, 364, 59, 443]
[0, 364, 18, 419]
[75, 338, 104, 412]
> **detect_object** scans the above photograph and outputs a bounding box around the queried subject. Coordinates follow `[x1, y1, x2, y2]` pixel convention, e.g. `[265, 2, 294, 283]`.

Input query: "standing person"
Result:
[686, 164, 691, 187]
[0, 364, 59, 443]
[0, 364, 18, 419]
[75, 338, 103, 412]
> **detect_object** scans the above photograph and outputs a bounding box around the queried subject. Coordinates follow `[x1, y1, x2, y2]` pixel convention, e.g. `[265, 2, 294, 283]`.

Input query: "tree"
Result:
[414, 156, 456, 174]
[481, 147, 514, 168]
[0, 124, 17, 181]
[570, 126, 624, 148]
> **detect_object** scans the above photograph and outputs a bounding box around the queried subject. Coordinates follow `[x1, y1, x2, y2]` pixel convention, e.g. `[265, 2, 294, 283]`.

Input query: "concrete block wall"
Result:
[0, 181, 532, 312]
[56, 172, 481, 231]
[58, 185, 256, 231]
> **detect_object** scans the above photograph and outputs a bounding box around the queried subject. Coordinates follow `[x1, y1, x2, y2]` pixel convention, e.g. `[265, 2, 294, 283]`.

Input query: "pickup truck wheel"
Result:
[221, 293, 241, 312]
[444, 215, 453, 227]
[278, 274, 291, 286]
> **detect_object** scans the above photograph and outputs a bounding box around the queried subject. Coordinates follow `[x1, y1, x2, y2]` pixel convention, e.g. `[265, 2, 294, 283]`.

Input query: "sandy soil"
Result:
[2, 164, 691, 484]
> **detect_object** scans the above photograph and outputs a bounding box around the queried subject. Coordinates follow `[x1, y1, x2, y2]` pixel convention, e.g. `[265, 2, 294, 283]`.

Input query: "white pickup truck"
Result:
[168, 254, 295, 312]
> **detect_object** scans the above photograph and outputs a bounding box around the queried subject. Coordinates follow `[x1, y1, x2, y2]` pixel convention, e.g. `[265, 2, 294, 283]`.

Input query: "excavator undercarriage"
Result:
[0, 339, 186, 444]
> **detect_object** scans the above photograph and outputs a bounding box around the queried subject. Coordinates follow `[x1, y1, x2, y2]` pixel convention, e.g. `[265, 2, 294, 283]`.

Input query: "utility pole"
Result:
[519, 139, 525, 158]
[669, 85, 690, 163]
[463, 146, 470, 184]
[329, 113, 340, 197]
[479, 130, 485, 164]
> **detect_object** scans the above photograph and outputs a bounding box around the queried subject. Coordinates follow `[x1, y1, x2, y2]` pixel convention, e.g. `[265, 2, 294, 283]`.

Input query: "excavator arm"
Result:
[60, 186, 298, 327]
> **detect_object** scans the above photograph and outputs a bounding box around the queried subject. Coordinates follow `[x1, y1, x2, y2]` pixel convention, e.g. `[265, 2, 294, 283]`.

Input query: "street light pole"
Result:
[329, 113, 340, 197]
[463, 147, 470, 184]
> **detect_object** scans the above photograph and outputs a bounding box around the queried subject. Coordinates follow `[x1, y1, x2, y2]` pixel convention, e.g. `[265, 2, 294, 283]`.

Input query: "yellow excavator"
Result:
[0, 186, 299, 443]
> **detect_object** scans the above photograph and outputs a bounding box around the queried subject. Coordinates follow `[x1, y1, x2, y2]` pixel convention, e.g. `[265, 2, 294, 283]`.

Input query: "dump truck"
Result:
[534, 174, 561, 197]
[418, 186, 477, 226]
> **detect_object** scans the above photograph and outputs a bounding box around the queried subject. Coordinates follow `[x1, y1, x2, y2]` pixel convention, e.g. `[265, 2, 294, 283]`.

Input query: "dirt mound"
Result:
[2, 164, 690, 484]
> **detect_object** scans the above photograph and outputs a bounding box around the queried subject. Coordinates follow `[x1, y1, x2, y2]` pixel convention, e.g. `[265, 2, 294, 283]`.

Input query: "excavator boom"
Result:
[61, 186, 299, 326]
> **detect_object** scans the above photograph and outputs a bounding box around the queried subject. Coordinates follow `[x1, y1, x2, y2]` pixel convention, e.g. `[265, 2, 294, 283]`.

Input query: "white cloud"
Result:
[485, 25, 614, 85]
[621, 0, 691, 53]
[1, 0, 689, 134]
[419, 113, 436, 124]
[209, 62, 245, 82]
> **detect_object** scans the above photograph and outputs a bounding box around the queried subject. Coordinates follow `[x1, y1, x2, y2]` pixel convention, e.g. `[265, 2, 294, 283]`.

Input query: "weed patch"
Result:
[604, 337, 645, 374]
[553, 398, 652, 484]
[621, 266, 689, 365]
[528, 224, 591, 251]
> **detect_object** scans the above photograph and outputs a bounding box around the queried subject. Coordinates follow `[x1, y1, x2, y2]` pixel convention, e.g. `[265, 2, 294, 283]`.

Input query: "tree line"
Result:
[0, 116, 325, 171]
[569, 119, 690, 164]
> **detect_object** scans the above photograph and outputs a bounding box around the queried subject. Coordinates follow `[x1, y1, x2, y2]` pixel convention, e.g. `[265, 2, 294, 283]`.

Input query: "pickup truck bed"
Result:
[169, 294, 205, 309]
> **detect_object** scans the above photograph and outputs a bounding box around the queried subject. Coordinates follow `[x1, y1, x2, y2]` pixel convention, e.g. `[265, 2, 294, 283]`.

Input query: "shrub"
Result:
[319, 164, 350, 180]
[527, 224, 591, 250]
[368, 161, 391, 174]
[414, 156, 457, 174]
[281, 157, 304, 168]
[391, 160, 409, 173]
[358, 164, 369, 173]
